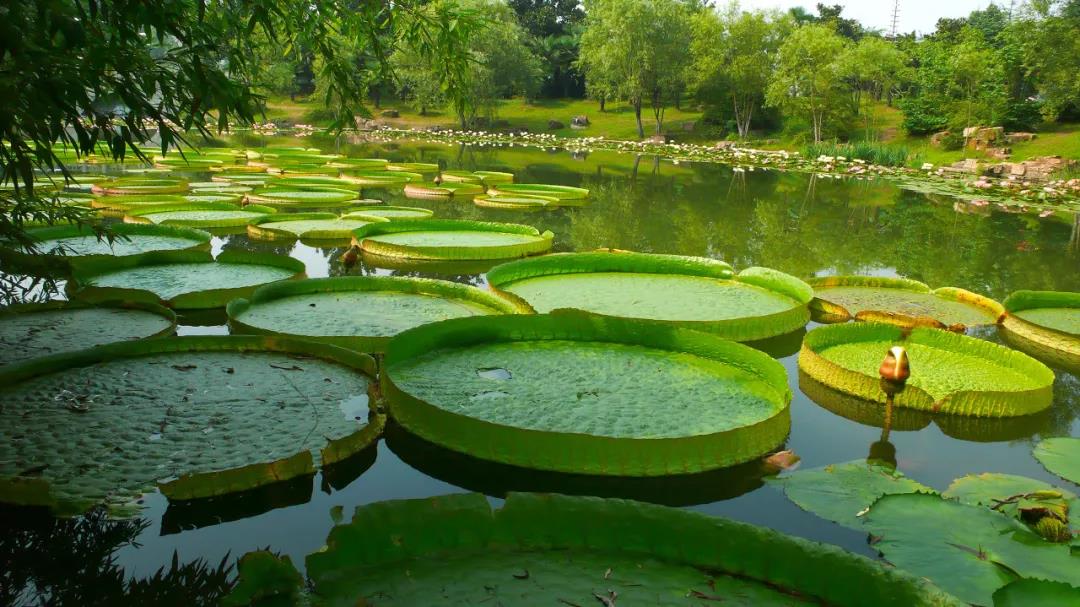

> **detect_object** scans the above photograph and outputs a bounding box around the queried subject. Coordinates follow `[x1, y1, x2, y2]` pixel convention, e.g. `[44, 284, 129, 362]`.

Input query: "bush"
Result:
[1002, 99, 1043, 132]
[939, 131, 965, 151]
[803, 141, 914, 167]
[899, 96, 949, 135]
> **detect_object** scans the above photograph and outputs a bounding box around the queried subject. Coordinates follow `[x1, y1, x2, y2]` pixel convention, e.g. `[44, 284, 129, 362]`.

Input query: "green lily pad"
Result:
[1002, 291, 1080, 370]
[228, 276, 527, 352]
[339, 170, 416, 187]
[944, 472, 1078, 541]
[89, 194, 188, 211]
[403, 181, 485, 198]
[799, 323, 1055, 417]
[92, 177, 189, 195]
[489, 252, 813, 342]
[488, 183, 589, 200]
[70, 250, 305, 309]
[246, 187, 359, 206]
[863, 492, 1080, 605]
[326, 158, 388, 170]
[473, 194, 557, 210]
[809, 276, 1003, 329]
[343, 206, 432, 219]
[992, 579, 1080, 607]
[354, 219, 553, 261]
[0, 335, 380, 515]
[769, 460, 932, 529]
[268, 176, 359, 190]
[227, 492, 960, 606]
[1034, 438, 1080, 485]
[154, 157, 226, 168]
[384, 312, 791, 475]
[0, 301, 176, 367]
[124, 202, 277, 228]
[247, 213, 386, 241]
[386, 161, 439, 173]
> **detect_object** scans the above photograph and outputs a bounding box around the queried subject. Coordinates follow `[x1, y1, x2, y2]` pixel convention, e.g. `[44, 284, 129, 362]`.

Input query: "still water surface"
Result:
[9, 134, 1080, 593]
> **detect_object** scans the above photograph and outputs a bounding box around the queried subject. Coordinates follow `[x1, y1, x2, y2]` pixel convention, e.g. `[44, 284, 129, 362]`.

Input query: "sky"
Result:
[736, 0, 1006, 36]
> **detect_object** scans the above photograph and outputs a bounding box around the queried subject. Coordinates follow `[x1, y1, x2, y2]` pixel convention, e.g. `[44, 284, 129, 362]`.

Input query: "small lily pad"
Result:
[343, 206, 432, 219]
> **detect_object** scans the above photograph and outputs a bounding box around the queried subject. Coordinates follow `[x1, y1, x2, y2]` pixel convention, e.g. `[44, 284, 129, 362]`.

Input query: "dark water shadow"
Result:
[744, 327, 806, 359]
[384, 422, 770, 507]
[160, 445, 377, 535]
[176, 307, 230, 327]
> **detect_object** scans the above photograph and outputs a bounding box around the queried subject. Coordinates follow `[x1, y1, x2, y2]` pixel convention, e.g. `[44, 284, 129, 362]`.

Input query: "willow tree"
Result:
[690, 5, 789, 139]
[577, 0, 693, 138]
[765, 23, 848, 142]
[0, 0, 478, 250]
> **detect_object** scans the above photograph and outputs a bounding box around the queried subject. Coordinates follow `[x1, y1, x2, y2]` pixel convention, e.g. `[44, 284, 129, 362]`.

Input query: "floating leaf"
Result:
[1034, 438, 1080, 485]
[992, 579, 1080, 606]
[799, 323, 1055, 417]
[1001, 291, 1080, 369]
[769, 460, 932, 529]
[228, 276, 527, 352]
[247, 212, 386, 242]
[384, 311, 791, 476]
[488, 251, 812, 341]
[863, 493, 1080, 605]
[809, 276, 1002, 328]
[354, 219, 553, 261]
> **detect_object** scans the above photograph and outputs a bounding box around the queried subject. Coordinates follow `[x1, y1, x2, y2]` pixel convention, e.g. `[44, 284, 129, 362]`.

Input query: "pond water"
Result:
[4, 133, 1079, 599]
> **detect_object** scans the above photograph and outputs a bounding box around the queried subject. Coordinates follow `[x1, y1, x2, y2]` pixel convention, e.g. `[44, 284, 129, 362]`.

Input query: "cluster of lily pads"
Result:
[344, 125, 1080, 217]
[2, 141, 1079, 605]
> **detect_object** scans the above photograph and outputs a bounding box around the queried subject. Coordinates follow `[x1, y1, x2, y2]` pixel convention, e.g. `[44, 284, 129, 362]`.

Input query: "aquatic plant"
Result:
[123, 202, 278, 228]
[353, 218, 554, 260]
[1001, 290, 1080, 369]
[809, 275, 1003, 329]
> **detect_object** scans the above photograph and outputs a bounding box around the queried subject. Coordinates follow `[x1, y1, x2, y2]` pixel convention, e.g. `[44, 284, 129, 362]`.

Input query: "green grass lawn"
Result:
[264, 96, 705, 141]
[264, 95, 1080, 168]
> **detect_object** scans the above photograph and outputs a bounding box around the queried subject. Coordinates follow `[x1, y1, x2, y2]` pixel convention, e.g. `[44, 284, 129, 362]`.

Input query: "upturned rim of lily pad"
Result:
[352, 218, 554, 261]
[808, 275, 1004, 329]
[1001, 290, 1080, 370]
[799, 322, 1055, 417]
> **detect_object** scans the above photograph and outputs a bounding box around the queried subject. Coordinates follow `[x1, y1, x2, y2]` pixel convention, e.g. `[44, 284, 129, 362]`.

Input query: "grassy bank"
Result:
[264, 95, 1080, 169]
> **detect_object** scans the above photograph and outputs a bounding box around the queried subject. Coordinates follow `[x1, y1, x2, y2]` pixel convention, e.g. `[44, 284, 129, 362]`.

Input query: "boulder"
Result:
[380, 109, 400, 118]
[547, 119, 565, 130]
[571, 115, 590, 127]
[1006, 132, 1036, 144]
[930, 131, 951, 146]
[713, 140, 737, 150]
[681, 121, 697, 132]
[963, 126, 1005, 150]
[648, 134, 669, 144]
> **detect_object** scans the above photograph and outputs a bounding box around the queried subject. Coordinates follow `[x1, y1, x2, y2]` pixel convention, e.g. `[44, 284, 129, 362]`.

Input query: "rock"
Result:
[714, 140, 737, 150]
[985, 156, 1075, 182]
[648, 134, 669, 143]
[571, 115, 589, 127]
[921, 162, 934, 171]
[380, 109, 399, 118]
[962, 126, 981, 138]
[547, 119, 565, 130]
[930, 131, 951, 146]
[950, 158, 981, 174]
[355, 118, 380, 130]
[986, 147, 1012, 160]
[963, 126, 1005, 150]
[681, 121, 696, 132]
[1006, 132, 1036, 144]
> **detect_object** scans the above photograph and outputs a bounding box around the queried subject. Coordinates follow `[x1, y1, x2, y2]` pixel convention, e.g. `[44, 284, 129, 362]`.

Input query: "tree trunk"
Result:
[633, 98, 644, 139]
[372, 88, 381, 109]
[599, 94, 606, 112]
[651, 89, 664, 136]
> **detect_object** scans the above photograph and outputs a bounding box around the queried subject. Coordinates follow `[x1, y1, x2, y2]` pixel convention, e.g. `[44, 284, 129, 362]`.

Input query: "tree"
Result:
[0, 0, 479, 255]
[392, 0, 543, 127]
[509, 0, 587, 97]
[690, 4, 788, 139]
[578, 0, 693, 138]
[840, 36, 909, 139]
[766, 23, 850, 142]
[1015, 0, 1080, 121]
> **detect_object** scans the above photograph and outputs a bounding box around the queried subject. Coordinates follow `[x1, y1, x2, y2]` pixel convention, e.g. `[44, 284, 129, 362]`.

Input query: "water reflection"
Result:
[385, 423, 769, 507]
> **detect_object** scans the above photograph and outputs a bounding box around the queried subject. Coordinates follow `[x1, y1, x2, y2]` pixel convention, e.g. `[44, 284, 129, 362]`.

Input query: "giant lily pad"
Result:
[386, 161, 439, 173]
[70, 250, 305, 309]
[809, 276, 1003, 329]
[403, 182, 485, 198]
[247, 213, 387, 242]
[225, 492, 959, 607]
[2, 223, 210, 273]
[92, 177, 189, 196]
[339, 170, 416, 187]
[124, 202, 277, 228]
[353, 219, 553, 261]
[473, 194, 558, 210]
[488, 251, 813, 341]
[344, 206, 432, 219]
[1001, 290, 1080, 369]
[769, 460, 933, 529]
[0, 335, 380, 515]
[89, 194, 188, 211]
[799, 323, 1054, 417]
[863, 493, 1080, 605]
[1033, 438, 1080, 485]
[944, 472, 1078, 542]
[246, 187, 359, 207]
[384, 312, 791, 476]
[488, 183, 589, 200]
[0, 301, 176, 367]
[228, 276, 527, 352]
[992, 580, 1080, 607]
